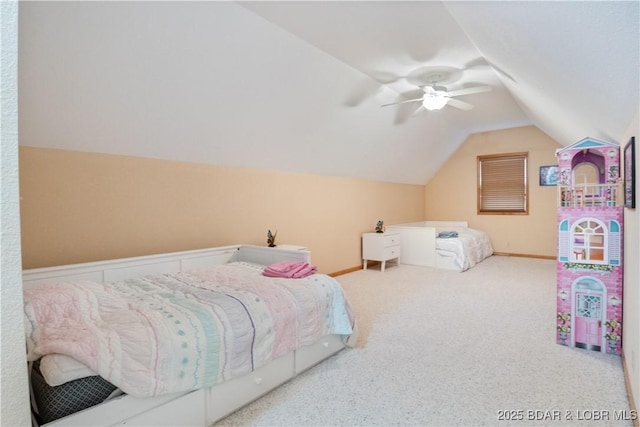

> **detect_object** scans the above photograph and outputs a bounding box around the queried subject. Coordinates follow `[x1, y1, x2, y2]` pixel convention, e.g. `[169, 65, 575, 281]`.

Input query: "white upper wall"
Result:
[17, 1, 639, 185]
[445, 1, 640, 145]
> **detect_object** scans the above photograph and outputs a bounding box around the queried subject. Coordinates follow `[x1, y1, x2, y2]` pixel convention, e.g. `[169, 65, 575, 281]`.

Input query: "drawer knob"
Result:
[254, 377, 263, 385]
[322, 341, 329, 348]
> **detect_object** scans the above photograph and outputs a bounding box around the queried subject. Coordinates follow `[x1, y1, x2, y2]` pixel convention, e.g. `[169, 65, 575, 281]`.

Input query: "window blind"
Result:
[478, 153, 528, 213]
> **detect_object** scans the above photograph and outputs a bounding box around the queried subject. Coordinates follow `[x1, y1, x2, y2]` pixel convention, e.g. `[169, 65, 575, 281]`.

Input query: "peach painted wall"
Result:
[19, 147, 425, 274]
[621, 110, 639, 416]
[424, 126, 562, 257]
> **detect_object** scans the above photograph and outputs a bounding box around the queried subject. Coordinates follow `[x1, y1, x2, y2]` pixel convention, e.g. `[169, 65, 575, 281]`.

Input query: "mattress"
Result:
[30, 360, 119, 425]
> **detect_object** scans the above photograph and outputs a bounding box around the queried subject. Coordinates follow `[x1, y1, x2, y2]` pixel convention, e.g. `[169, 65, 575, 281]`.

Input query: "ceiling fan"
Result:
[381, 79, 492, 111]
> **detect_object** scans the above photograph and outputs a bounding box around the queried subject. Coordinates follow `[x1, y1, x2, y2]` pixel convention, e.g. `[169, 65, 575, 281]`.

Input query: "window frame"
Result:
[477, 152, 529, 215]
[570, 218, 607, 264]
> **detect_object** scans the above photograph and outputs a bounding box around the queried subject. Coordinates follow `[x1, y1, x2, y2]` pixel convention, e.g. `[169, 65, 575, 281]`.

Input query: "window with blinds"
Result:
[478, 152, 528, 214]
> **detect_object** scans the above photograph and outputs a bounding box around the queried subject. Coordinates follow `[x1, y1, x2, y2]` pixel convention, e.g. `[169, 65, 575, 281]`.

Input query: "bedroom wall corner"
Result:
[622, 109, 639, 418]
[0, 1, 31, 425]
[423, 125, 562, 258]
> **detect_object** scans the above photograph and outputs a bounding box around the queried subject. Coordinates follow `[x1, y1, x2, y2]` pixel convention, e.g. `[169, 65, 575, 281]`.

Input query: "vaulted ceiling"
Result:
[18, 1, 639, 184]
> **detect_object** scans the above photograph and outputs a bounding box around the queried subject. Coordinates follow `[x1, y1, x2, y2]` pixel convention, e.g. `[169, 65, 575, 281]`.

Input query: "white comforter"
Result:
[436, 227, 494, 271]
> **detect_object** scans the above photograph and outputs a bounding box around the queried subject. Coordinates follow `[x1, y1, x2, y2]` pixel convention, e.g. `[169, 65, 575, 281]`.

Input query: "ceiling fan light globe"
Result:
[422, 94, 448, 110]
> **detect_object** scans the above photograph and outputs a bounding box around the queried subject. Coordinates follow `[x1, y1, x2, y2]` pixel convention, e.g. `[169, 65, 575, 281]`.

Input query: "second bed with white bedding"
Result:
[385, 221, 493, 271]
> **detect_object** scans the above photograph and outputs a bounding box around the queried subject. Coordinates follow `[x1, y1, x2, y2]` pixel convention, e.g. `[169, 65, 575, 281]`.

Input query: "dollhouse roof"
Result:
[556, 137, 620, 155]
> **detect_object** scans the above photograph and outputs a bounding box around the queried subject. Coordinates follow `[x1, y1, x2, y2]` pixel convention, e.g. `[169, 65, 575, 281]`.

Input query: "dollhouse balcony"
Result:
[558, 182, 622, 208]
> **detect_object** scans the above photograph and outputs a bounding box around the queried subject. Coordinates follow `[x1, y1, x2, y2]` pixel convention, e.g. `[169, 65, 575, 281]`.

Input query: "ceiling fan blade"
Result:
[381, 97, 424, 107]
[447, 98, 475, 111]
[447, 85, 492, 97]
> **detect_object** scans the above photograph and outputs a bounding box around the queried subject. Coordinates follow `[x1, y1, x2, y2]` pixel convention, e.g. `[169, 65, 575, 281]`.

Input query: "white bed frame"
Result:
[385, 221, 468, 270]
[23, 245, 349, 427]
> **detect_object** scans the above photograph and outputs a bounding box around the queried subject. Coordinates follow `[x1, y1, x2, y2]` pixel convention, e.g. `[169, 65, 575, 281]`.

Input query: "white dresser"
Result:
[362, 232, 401, 272]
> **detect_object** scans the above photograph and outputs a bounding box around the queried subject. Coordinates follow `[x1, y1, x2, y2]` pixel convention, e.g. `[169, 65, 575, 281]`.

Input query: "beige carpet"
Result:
[216, 256, 632, 426]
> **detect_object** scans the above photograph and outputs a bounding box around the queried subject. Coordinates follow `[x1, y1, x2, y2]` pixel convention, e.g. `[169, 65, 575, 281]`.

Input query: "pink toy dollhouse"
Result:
[556, 137, 623, 355]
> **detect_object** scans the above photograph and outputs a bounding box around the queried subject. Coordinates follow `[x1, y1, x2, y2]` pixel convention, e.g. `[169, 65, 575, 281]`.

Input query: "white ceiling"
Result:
[18, 1, 639, 184]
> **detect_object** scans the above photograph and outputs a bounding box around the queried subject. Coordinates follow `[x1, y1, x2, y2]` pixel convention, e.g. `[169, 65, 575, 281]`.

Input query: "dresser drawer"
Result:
[383, 245, 401, 260]
[382, 233, 400, 247]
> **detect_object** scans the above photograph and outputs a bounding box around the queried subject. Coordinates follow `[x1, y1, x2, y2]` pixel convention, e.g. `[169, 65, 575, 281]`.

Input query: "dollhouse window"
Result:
[576, 294, 601, 319]
[573, 163, 601, 186]
[571, 219, 606, 264]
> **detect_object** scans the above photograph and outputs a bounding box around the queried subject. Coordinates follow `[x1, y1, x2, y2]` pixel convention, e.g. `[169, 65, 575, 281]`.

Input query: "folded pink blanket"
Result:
[263, 261, 317, 278]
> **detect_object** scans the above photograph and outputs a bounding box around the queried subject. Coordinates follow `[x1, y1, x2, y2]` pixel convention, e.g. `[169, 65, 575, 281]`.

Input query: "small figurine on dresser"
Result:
[375, 220, 384, 233]
[267, 229, 277, 247]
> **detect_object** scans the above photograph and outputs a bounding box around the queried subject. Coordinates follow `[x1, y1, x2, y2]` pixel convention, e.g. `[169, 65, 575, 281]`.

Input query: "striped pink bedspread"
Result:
[23, 262, 355, 397]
